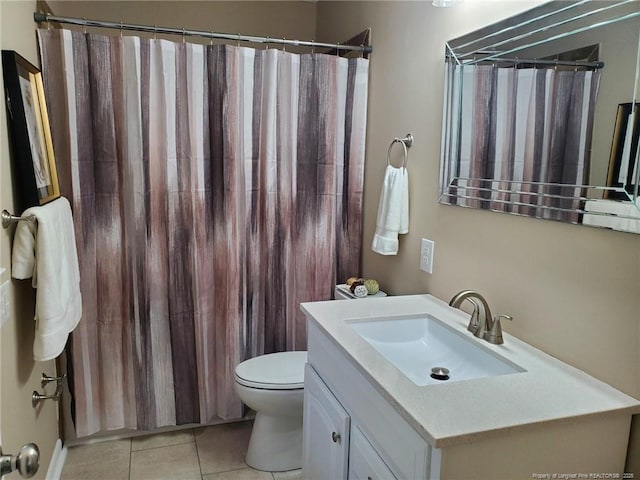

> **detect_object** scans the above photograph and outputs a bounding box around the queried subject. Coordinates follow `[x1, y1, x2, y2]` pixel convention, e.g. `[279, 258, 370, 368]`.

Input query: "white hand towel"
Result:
[582, 199, 640, 234]
[11, 197, 82, 362]
[371, 165, 409, 255]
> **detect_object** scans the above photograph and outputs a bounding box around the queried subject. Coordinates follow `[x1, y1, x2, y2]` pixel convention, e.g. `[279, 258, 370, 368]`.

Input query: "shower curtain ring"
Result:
[153, 25, 157, 40]
[210, 32, 214, 46]
[266, 36, 270, 50]
[182, 27, 186, 43]
[311, 40, 315, 54]
[82, 17, 87, 34]
[237, 33, 241, 47]
[336, 42, 340, 57]
[282, 38, 286, 52]
[120, 21, 123, 38]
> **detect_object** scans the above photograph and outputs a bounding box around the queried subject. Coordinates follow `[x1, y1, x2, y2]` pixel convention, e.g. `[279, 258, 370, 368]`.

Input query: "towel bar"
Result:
[1, 209, 36, 229]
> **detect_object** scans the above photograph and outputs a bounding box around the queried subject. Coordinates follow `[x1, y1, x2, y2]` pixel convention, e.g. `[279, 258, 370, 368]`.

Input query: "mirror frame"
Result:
[439, 0, 640, 233]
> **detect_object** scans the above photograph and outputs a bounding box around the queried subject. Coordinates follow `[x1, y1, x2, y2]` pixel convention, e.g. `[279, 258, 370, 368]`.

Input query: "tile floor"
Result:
[61, 420, 303, 480]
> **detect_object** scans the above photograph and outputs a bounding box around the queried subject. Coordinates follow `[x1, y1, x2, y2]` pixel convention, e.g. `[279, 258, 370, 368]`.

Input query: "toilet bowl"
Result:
[234, 351, 307, 472]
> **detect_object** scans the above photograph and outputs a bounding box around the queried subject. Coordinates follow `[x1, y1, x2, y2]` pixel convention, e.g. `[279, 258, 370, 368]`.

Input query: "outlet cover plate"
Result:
[420, 238, 434, 274]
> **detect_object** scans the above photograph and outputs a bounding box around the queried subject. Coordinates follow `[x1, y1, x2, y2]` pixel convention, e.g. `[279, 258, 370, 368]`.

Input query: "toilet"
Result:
[234, 350, 307, 472]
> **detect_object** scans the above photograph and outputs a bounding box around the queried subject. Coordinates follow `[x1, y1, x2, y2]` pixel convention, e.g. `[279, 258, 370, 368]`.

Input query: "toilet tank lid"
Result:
[235, 351, 307, 387]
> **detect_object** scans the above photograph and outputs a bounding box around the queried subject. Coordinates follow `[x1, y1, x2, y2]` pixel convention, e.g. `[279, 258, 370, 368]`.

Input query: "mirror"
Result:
[440, 1, 640, 234]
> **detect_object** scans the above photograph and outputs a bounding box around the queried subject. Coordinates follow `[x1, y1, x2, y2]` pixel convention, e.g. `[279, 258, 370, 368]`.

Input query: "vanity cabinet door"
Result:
[303, 364, 350, 480]
[348, 426, 397, 480]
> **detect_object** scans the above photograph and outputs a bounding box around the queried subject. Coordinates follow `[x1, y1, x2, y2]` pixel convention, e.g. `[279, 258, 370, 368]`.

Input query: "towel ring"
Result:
[386, 133, 413, 168]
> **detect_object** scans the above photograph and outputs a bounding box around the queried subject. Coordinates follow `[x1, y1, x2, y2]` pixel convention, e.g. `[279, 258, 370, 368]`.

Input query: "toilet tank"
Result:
[334, 284, 387, 300]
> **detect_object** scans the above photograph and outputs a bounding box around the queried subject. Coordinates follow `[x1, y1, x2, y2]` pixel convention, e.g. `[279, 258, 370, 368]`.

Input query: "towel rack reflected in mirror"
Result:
[1, 209, 35, 229]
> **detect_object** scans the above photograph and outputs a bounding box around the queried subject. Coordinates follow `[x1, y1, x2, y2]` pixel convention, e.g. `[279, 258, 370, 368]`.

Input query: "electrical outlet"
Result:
[420, 238, 434, 274]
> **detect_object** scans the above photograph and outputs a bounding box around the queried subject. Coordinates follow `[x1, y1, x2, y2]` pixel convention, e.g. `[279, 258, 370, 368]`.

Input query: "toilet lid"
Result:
[235, 351, 307, 390]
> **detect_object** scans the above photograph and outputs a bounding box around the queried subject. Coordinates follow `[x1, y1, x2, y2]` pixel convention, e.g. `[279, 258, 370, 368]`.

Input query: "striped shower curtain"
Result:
[444, 63, 600, 223]
[38, 29, 368, 437]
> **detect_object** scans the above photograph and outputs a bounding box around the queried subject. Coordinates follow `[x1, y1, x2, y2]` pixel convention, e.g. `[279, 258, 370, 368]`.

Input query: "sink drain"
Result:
[430, 367, 450, 381]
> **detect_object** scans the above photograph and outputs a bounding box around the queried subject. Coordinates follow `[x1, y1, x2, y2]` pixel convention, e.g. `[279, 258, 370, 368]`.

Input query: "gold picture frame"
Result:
[2, 50, 60, 208]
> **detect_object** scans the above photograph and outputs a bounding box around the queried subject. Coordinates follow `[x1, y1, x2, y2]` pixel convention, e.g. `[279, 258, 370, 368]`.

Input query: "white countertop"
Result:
[301, 294, 640, 448]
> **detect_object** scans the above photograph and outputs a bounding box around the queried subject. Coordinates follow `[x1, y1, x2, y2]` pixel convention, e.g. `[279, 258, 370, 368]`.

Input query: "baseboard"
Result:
[45, 439, 66, 480]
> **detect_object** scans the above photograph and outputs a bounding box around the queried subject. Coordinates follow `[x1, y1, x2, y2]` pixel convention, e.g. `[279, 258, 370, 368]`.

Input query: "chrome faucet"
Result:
[448, 290, 512, 345]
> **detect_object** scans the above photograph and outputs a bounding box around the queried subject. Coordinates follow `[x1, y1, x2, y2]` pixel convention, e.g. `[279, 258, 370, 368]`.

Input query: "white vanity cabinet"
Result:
[301, 295, 640, 480]
[303, 321, 432, 480]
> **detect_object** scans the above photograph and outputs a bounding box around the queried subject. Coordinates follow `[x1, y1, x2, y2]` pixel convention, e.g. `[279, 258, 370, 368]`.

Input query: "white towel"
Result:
[582, 199, 640, 234]
[371, 165, 409, 255]
[11, 197, 82, 361]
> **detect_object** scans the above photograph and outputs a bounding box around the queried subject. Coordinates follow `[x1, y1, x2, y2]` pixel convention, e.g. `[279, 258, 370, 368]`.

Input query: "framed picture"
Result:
[2, 50, 59, 209]
[605, 102, 639, 200]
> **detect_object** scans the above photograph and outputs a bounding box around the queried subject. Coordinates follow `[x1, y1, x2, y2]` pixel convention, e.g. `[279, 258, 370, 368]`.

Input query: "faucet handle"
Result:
[465, 298, 481, 333]
[484, 314, 512, 345]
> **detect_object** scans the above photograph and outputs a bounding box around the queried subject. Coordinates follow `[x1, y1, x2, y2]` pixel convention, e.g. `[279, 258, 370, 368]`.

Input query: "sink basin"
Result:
[348, 315, 525, 385]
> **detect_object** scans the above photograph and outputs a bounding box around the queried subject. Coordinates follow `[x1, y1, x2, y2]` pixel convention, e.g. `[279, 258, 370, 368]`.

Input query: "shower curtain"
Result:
[447, 63, 600, 222]
[38, 29, 368, 437]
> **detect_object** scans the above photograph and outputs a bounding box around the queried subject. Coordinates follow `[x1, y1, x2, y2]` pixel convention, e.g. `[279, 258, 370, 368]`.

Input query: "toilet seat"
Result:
[235, 351, 307, 390]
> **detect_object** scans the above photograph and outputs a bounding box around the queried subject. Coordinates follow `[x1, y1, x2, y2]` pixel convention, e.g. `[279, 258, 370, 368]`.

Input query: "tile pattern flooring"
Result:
[61, 421, 303, 480]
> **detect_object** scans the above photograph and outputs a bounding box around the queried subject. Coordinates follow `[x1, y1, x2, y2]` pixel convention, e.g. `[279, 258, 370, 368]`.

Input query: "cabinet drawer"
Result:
[349, 426, 397, 480]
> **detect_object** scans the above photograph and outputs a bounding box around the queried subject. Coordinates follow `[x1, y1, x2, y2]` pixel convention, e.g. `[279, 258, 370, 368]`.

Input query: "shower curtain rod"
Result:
[465, 57, 604, 69]
[33, 12, 373, 55]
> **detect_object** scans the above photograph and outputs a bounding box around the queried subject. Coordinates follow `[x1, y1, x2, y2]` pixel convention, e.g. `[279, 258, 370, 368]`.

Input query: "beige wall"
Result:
[316, 0, 640, 472]
[1, 1, 59, 477]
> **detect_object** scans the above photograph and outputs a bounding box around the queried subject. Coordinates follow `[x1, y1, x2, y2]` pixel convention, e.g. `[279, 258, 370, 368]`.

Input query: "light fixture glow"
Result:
[432, 0, 464, 7]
